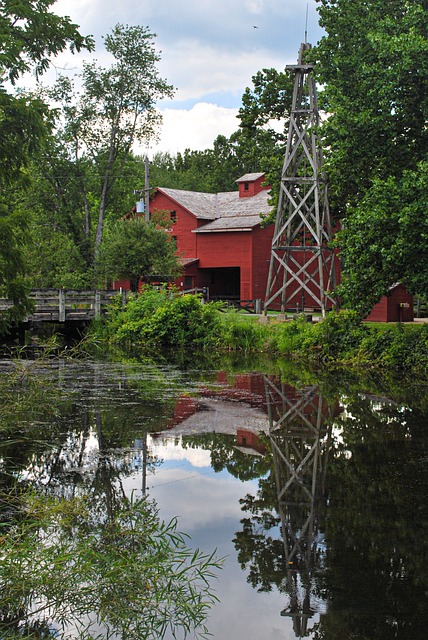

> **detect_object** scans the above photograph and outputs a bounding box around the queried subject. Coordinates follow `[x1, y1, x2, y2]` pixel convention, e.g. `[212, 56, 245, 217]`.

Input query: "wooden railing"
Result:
[0, 289, 122, 323]
[415, 298, 428, 318]
[217, 298, 263, 314]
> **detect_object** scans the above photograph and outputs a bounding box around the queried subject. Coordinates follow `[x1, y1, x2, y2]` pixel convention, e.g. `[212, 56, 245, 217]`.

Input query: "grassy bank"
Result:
[90, 290, 428, 375]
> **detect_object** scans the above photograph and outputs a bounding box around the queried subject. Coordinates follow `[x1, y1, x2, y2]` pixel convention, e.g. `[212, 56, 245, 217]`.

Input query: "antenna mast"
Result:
[264, 43, 339, 317]
[305, 3, 308, 43]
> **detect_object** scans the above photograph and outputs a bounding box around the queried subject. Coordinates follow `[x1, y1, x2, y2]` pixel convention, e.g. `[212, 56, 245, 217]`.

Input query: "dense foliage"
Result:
[96, 217, 181, 291]
[1, 12, 174, 329]
[95, 291, 428, 375]
[274, 310, 428, 371]
[311, 0, 428, 312]
[97, 288, 223, 351]
[0, 492, 221, 640]
[0, 0, 94, 327]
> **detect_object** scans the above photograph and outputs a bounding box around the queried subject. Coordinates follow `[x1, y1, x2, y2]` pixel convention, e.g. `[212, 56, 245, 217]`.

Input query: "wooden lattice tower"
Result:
[264, 43, 338, 316]
[264, 377, 334, 636]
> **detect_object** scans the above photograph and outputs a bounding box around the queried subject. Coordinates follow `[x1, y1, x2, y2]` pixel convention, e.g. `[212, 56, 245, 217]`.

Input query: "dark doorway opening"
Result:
[199, 267, 240, 300]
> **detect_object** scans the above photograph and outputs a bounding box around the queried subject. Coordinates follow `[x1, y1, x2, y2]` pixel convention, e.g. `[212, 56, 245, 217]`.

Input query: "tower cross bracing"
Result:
[264, 42, 338, 316]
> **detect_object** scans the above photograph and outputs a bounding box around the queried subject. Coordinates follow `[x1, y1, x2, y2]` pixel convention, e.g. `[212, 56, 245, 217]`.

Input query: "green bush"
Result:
[297, 310, 367, 362]
[93, 293, 428, 374]
[104, 288, 222, 351]
[274, 316, 313, 355]
[139, 294, 222, 349]
[358, 323, 428, 370]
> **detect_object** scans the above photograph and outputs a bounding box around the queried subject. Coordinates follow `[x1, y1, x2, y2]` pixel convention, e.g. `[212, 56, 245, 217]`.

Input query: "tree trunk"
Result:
[94, 125, 117, 257]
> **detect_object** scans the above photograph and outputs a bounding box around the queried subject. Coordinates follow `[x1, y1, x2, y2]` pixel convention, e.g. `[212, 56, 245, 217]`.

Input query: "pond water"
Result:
[1, 354, 427, 640]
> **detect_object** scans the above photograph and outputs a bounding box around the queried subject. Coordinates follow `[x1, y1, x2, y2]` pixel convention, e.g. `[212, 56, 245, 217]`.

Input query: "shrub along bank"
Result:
[92, 290, 428, 374]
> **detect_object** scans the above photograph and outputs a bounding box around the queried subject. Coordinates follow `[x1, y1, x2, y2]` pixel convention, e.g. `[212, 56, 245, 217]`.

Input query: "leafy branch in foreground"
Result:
[0, 492, 223, 640]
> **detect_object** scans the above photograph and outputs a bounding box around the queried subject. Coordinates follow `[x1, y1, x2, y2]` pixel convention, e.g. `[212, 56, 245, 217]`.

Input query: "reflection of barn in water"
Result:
[153, 372, 270, 454]
[153, 370, 339, 461]
[153, 368, 341, 637]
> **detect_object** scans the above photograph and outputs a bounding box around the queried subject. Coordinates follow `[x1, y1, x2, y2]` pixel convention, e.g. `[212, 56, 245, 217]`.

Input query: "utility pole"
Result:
[144, 155, 150, 222]
[264, 43, 339, 317]
[135, 155, 151, 222]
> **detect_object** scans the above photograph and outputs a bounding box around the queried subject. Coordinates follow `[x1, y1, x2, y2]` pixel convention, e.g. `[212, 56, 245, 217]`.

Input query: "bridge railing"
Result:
[0, 289, 121, 323]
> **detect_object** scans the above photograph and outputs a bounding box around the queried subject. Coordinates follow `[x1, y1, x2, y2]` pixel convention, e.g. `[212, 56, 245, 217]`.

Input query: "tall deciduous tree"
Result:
[310, 0, 428, 311]
[49, 24, 174, 259]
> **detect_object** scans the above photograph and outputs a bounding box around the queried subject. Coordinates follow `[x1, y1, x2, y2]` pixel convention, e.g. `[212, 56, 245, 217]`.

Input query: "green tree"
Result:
[310, 0, 428, 309]
[49, 24, 174, 259]
[337, 161, 428, 314]
[0, 1, 93, 330]
[14, 147, 146, 289]
[96, 217, 180, 291]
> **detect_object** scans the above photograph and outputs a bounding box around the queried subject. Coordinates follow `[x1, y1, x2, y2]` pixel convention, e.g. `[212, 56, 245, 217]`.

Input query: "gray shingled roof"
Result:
[157, 188, 217, 220]
[156, 186, 272, 231]
[235, 172, 265, 183]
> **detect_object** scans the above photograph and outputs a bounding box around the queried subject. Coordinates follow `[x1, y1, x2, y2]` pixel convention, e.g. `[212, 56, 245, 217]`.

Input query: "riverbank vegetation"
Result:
[0, 490, 221, 640]
[90, 289, 428, 376]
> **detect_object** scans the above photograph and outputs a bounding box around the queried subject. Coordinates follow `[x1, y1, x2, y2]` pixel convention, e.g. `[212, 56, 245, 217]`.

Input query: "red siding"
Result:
[197, 231, 254, 299]
[151, 191, 199, 258]
[365, 284, 414, 322]
[237, 175, 269, 198]
[252, 225, 274, 300]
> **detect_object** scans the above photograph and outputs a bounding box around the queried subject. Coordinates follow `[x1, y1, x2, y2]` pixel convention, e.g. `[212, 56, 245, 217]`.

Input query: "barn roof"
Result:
[155, 180, 272, 231]
[235, 172, 265, 183]
[156, 188, 217, 220]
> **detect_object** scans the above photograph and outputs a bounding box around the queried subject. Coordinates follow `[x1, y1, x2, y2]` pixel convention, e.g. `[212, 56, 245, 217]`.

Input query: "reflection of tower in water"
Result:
[264, 377, 334, 638]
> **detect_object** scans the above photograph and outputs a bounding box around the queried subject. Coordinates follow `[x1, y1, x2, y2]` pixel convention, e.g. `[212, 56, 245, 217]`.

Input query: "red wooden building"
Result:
[154, 172, 274, 301]
[364, 283, 414, 322]
[113, 173, 274, 302]
[112, 173, 415, 322]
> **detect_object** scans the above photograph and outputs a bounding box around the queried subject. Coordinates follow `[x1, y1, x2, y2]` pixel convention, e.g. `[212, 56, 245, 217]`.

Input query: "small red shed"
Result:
[365, 283, 414, 323]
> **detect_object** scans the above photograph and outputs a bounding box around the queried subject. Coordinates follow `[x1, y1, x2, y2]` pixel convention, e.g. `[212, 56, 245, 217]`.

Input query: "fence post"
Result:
[255, 299, 262, 314]
[94, 291, 101, 318]
[59, 288, 66, 322]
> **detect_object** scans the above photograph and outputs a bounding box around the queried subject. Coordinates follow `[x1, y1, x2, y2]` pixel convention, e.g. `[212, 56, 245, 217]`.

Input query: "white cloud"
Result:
[39, 1, 324, 153]
[142, 103, 239, 156]
[149, 437, 213, 468]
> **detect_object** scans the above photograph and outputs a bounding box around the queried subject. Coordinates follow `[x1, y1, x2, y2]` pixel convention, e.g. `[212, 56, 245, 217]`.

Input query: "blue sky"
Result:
[49, 1, 325, 154]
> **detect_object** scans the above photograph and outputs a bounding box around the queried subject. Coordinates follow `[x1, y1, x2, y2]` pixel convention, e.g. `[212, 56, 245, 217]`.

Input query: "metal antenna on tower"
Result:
[264, 42, 339, 317]
[305, 3, 309, 44]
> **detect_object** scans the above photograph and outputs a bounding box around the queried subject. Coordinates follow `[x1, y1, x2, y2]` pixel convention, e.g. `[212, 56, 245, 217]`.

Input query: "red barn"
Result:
[112, 173, 413, 322]
[148, 172, 274, 302]
[364, 283, 414, 323]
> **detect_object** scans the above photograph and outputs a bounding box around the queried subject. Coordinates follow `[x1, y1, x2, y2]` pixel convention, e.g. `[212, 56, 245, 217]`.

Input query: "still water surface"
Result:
[1, 355, 427, 639]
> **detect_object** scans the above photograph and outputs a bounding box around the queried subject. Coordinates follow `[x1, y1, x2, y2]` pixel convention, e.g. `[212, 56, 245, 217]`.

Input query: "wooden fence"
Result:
[0, 289, 122, 324]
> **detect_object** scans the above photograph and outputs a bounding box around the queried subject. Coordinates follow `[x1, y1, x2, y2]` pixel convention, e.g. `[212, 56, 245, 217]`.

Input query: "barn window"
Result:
[170, 210, 177, 222]
[244, 182, 249, 191]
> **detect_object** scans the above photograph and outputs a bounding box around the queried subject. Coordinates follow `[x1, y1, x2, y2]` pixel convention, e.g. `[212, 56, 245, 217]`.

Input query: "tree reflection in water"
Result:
[234, 375, 428, 640]
[0, 359, 223, 640]
[1, 357, 427, 640]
